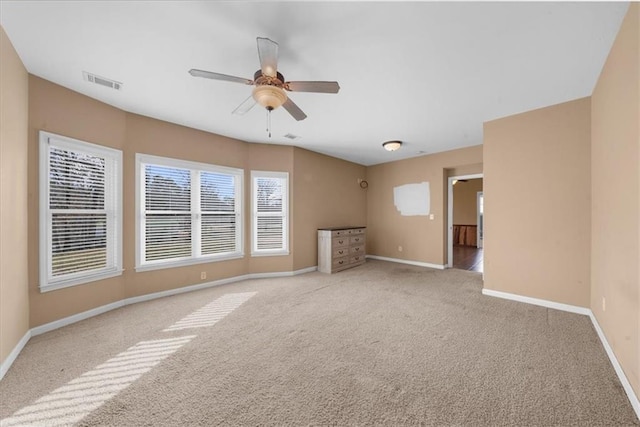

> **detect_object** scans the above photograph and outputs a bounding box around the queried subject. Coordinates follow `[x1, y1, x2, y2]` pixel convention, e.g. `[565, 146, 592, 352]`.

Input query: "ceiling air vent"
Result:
[283, 133, 300, 140]
[83, 71, 122, 91]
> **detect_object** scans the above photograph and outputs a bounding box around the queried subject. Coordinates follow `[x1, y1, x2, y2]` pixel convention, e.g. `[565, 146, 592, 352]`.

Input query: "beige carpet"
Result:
[1, 260, 638, 426]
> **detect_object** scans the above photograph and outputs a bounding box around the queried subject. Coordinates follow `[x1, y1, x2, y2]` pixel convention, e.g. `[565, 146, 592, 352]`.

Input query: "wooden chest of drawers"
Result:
[318, 227, 366, 273]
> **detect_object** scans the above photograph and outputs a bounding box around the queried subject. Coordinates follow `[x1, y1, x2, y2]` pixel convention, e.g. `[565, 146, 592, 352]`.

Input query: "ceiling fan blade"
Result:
[282, 97, 307, 121]
[256, 37, 278, 77]
[189, 69, 253, 85]
[232, 95, 257, 115]
[285, 81, 340, 94]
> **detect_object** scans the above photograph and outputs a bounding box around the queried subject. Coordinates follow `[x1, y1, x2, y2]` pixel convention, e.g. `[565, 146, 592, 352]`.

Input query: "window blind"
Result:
[252, 172, 288, 255]
[40, 132, 122, 291]
[137, 155, 243, 270]
[144, 165, 192, 262]
[201, 172, 237, 255]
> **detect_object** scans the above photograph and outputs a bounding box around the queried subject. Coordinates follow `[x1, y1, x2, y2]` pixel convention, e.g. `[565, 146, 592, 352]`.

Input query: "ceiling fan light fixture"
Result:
[252, 85, 287, 110]
[382, 140, 402, 151]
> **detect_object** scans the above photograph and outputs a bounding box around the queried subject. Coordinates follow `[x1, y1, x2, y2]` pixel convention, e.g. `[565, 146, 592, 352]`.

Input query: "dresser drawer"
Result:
[350, 245, 364, 255]
[350, 235, 365, 245]
[332, 256, 350, 269]
[350, 254, 364, 264]
[332, 237, 350, 248]
[332, 229, 349, 237]
[351, 228, 365, 235]
[333, 247, 349, 257]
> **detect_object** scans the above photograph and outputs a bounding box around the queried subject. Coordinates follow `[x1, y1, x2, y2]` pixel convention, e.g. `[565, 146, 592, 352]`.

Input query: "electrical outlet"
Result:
[602, 297, 606, 311]
[429, 214, 435, 220]
[398, 246, 403, 252]
[200, 272, 207, 280]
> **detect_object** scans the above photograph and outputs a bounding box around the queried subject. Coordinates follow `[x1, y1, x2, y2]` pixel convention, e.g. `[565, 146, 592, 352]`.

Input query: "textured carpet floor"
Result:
[1, 260, 638, 426]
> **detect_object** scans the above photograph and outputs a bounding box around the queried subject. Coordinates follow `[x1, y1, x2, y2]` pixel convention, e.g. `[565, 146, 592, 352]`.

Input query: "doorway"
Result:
[447, 174, 483, 272]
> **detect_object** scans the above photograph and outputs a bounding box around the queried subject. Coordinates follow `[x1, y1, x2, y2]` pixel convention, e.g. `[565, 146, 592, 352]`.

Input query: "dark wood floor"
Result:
[453, 245, 483, 272]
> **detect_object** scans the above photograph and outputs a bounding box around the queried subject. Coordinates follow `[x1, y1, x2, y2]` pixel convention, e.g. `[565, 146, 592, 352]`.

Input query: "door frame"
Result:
[477, 191, 484, 248]
[447, 173, 483, 268]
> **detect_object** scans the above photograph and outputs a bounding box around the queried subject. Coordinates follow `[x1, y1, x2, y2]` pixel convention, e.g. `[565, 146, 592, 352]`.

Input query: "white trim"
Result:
[447, 173, 483, 268]
[4, 266, 319, 380]
[39, 131, 123, 291]
[40, 269, 124, 293]
[31, 300, 126, 337]
[135, 153, 244, 270]
[134, 253, 244, 273]
[481, 288, 590, 315]
[482, 287, 639, 421]
[251, 170, 289, 256]
[366, 255, 445, 270]
[127, 266, 317, 305]
[588, 312, 640, 421]
[476, 191, 483, 249]
[0, 330, 31, 381]
[248, 266, 318, 279]
[26, 266, 315, 335]
[123, 275, 253, 306]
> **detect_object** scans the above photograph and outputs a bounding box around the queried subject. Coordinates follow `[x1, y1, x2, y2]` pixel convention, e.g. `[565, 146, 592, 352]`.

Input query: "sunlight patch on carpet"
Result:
[0, 336, 195, 427]
[163, 292, 257, 332]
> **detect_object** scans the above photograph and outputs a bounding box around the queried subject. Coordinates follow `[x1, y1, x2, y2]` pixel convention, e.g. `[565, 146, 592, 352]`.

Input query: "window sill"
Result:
[251, 250, 290, 257]
[40, 269, 123, 293]
[135, 253, 244, 273]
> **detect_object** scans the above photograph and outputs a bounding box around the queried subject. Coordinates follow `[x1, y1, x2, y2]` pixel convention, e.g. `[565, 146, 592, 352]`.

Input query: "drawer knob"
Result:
[338, 260, 344, 265]
[354, 247, 360, 251]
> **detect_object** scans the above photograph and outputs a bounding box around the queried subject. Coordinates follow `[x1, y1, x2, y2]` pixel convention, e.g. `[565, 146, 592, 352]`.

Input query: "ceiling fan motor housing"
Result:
[254, 70, 285, 87]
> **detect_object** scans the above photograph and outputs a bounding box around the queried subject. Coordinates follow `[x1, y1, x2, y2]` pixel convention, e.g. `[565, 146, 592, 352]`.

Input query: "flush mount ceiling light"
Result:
[382, 140, 402, 151]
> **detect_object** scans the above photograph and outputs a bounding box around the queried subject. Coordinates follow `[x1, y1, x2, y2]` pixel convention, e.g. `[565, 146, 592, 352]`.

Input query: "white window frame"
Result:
[135, 154, 244, 272]
[251, 171, 289, 256]
[39, 131, 123, 292]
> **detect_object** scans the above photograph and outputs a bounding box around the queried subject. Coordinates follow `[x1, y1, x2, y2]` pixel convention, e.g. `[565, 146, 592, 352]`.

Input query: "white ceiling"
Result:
[0, 1, 629, 166]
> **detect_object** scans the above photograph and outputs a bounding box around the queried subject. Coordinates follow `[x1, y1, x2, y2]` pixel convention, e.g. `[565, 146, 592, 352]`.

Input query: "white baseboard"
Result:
[0, 330, 31, 381]
[125, 266, 318, 306]
[2, 267, 318, 380]
[31, 300, 127, 337]
[124, 274, 252, 306]
[482, 287, 639, 421]
[481, 288, 591, 316]
[365, 255, 445, 270]
[588, 312, 640, 421]
[248, 266, 318, 279]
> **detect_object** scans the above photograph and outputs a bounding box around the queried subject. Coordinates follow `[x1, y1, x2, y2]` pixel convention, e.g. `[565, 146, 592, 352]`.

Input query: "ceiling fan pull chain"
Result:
[267, 107, 272, 138]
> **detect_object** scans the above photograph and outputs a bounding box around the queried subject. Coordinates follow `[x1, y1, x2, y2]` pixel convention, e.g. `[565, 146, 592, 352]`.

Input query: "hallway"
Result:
[452, 245, 483, 273]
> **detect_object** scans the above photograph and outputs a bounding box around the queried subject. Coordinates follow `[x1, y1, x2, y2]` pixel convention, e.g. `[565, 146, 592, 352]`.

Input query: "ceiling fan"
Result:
[189, 37, 340, 134]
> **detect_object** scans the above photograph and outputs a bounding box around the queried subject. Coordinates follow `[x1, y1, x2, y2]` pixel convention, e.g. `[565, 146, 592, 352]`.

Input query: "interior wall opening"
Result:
[447, 174, 483, 272]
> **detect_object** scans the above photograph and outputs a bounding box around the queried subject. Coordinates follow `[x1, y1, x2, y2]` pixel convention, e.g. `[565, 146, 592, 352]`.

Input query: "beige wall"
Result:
[292, 148, 367, 271]
[591, 3, 639, 397]
[26, 76, 364, 327]
[28, 76, 128, 326]
[453, 178, 483, 225]
[366, 146, 483, 265]
[483, 97, 591, 308]
[247, 143, 295, 274]
[0, 27, 30, 365]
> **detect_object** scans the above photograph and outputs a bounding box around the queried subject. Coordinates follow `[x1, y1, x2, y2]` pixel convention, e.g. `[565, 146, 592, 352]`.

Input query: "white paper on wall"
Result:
[393, 182, 430, 216]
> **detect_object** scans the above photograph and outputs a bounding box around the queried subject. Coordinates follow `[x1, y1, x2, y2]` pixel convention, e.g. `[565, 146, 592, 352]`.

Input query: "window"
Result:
[136, 154, 243, 271]
[39, 131, 122, 292]
[251, 171, 289, 256]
